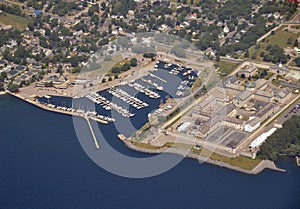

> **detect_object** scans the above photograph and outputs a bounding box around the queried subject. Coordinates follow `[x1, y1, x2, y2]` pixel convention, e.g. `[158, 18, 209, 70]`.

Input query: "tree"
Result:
[130, 58, 137, 67]
[270, 30, 275, 35]
[0, 72, 7, 82]
[56, 65, 63, 75]
[91, 14, 99, 25]
[258, 115, 300, 161]
[294, 39, 299, 47]
[244, 50, 249, 58]
[112, 67, 121, 74]
[121, 63, 131, 71]
[287, 37, 293, 45]
[295, 57, 300, 67]
[143, 53, 156, 59]
[71, 66, 81, 74]
[8, 83, 19, 92]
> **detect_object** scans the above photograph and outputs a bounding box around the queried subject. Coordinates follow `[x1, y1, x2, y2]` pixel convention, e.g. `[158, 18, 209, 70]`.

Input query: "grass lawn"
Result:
[213, 60, 239, 78]
[210, 152, 261, 170]
[191, 77, 202, 91]
[0, 12, 30, 30]
[132, 140, 261, 170]
[255, 68, 274, 80]
[109, 59, 130, 75]
[247, 26, 299, 62]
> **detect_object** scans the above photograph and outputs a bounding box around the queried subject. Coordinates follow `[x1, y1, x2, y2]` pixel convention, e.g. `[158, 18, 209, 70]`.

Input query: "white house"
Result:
[223, 25, 230, 34]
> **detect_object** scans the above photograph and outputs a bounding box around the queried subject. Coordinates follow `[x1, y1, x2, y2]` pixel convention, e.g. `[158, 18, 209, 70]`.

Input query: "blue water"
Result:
[1, 94, 300, 209]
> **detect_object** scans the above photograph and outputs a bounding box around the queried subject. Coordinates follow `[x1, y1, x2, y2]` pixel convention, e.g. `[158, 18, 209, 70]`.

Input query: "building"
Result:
[294, 47, 300, 56]
[234, 91, 252, 107]
[273, 89, 292, 104]
[239, 64, 258, 77]
[269, 64, 289, 75]
[222, 117, 244, 130]
[225, 83, 244, 96]
[192, 110, 211, 121]
[244, 117, 261, 133]
[250, 128, 277, 150]
[255, 79, 268, 90]
[254, 90, 274, 102]
[244, 82, 256, 91]
[178, 122, 191, 132]
[255, 104, 279, 121]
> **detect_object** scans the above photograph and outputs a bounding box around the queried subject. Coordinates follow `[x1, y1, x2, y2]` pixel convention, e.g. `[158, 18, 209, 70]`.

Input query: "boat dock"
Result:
[149, 73, 167, 83]
[128, 82, 161, 99]
[85, 117, 100, 149]
[86, 93, 135, 118]
[107, 87, 149, 109]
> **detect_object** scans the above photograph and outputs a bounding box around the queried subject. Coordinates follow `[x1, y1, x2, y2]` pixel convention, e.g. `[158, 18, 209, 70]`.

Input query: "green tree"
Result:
[294, 39, 299, 47]
[244, 50, 249, 58]
[130, 58, 137, 67]
[295, 57, 300, 67]
[8, 83, 19, 92]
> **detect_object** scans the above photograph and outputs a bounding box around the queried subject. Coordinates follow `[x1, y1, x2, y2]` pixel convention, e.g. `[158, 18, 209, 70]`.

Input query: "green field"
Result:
[209, 152, 261, 170]
[0, 12, 30, 30]
[132, 141, 261, 171]
[213, 60, 239, 78]
[248, 26, 299, 62]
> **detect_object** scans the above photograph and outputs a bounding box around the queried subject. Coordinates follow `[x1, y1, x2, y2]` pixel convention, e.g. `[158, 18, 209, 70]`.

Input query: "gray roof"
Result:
[223, 76, 239, 85]
[274, 89, 291, 99]
[216, 104, 236, 116]
[16, 65, 25, 71]
[246, 117, 261, 126]
[255, 104, 277, 118]
[235, 91, 252, 101]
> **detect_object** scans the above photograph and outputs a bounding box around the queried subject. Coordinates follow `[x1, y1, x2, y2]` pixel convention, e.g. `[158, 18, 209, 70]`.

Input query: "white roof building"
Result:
[250, 128, 277, 149]
[178, 122, 191, 132]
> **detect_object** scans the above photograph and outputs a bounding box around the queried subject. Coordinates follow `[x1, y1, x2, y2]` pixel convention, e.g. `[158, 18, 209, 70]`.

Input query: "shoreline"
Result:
[5, 91, 286, 175]
[120, 137, 285, 175]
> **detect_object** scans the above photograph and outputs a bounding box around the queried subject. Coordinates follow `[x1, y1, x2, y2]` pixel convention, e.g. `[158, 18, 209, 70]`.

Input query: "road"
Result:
[0, 0, 24, 6]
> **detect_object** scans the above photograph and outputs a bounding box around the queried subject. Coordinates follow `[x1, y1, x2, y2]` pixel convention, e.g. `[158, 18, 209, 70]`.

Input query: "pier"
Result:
[149, 73, 167, 83]
[85, 117, 100, 149]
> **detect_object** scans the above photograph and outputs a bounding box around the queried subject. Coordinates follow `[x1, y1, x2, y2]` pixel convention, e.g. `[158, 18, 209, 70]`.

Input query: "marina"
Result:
[107, 87, 149, 109]
[128, 82, 161, 99]
[34, 61, 200, 129]
[26, 60, 201, 144]
[38, 95, 115, 124]
[86, 92, 135, 118]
